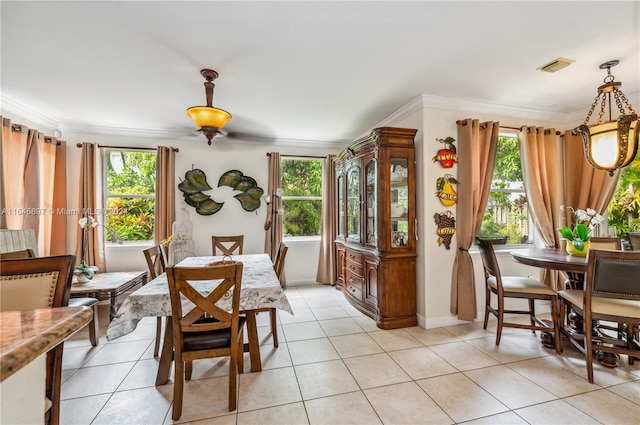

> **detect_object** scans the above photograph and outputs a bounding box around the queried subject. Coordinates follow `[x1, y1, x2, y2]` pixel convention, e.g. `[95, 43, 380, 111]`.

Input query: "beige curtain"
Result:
[518, 127, 565, 290]
[451, 119, 499, 321]
[316, 154, 337, 285]
[264, 152, 285, 286]
[155, 146, 176, 244]
[76, 143, 105, 271]
[0, 117, 67, 255]
[563, 130, 619, 221]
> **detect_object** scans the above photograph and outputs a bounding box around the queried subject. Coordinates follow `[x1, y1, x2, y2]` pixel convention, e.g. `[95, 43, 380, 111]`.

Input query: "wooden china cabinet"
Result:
[335, 127, 417, 329]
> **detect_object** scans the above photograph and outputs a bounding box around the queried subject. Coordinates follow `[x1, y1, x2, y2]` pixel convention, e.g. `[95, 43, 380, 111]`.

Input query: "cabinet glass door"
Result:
[337, 175, 345, 237]
[347, 166, 360, 242]
[390, 158, 408, 248]
[365, 159, 376, 245]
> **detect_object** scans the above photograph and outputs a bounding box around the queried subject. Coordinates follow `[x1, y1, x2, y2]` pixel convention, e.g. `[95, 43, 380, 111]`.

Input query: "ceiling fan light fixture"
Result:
[186, 69, 232, 145]
[573, 60, 639, 176]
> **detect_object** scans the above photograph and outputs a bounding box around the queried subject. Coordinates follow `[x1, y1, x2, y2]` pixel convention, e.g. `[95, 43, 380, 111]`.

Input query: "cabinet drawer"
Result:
[346, 261, 363, 277]
[345, 270, 363, 292]
[346, 251, 362, 265]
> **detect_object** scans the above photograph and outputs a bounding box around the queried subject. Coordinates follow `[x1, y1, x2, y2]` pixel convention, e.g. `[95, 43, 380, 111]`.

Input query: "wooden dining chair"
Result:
[211, 235, 244, 256]
[242, 243, 288, 347]
[558, 249, 640, 383]
[165, 261, 245, 419]
[1, 248, 99, 346]
[626, 232, 640, 251]
[589, 237, 622, 250]
[142, 244, 168, 356]
[0, 248, 36, 259]
[0, 254, 76, 425]
[476, 238, 561, 353]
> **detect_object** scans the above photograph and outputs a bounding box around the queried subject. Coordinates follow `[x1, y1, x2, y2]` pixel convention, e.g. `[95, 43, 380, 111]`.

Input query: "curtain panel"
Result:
[155, 146, 176, 244]
[316, 154, 337, 285]
[1, 117, 67, 255]
[77, 143, 105, 271]
[264, 152, 285, 286]
[451, 119, 499, 321]
[518, 127, 565, 290]
[562, 130, 620, 221]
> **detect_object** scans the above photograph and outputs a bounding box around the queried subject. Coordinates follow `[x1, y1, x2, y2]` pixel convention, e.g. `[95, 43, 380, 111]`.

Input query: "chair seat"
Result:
[559, 289, 640, 318]
[183, 316, 247, 351]
[488, 276, 556, 295]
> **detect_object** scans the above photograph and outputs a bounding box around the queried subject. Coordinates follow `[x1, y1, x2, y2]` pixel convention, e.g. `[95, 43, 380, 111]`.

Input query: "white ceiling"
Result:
[1, 1, 639, 147]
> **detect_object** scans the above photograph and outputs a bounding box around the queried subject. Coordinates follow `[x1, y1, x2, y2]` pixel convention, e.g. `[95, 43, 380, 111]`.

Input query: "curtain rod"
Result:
[76, 143, 179, 152]
[455, 120, 562, 135]
[266, 153, 325, 159]
[10, 124, 63, 145]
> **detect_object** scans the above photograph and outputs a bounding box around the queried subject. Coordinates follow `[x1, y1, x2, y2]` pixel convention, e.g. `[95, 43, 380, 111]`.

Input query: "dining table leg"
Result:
[244, 310, 262, 373]
[155, 316, 174, 386]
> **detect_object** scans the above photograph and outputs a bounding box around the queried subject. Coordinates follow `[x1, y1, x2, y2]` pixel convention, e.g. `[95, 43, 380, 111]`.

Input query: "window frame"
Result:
[280, 157, 323, 240]
[102, 148, 157, 245]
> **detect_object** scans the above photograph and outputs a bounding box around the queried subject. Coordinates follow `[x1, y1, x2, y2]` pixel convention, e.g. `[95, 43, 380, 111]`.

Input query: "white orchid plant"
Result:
[558, 207, 604, 253]
[75, 215, 99, 279]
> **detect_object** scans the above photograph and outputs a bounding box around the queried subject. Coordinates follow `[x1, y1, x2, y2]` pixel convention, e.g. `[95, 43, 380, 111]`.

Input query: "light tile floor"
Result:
[60, 285, 640, 424]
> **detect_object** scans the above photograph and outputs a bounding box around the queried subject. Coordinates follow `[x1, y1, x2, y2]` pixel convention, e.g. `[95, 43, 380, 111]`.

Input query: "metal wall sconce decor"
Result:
[435, 174, 458, 206]
[432, 137, 457, 168]
[434, 211, 456, 250]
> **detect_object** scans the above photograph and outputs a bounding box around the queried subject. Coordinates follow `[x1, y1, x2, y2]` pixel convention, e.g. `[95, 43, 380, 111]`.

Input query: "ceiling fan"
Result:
[186, 69, 232, 145]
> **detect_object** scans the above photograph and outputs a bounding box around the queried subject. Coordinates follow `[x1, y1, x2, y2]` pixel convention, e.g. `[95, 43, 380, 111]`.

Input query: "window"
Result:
[104, 149, 156, 242]
[280, 158, 323, 237]
[476, 135, 532, 246]
[607, 154, 640, 246]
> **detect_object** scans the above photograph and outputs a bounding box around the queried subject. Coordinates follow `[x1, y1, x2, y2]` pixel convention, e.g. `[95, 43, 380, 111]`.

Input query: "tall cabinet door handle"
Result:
[415, 219, 418, 241]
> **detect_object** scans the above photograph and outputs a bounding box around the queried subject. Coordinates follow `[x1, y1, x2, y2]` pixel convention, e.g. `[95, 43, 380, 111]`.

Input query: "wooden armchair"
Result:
[0, 255, 76, 425]
[165, 261, 245, 419]
[558, 249, 640, 382]
[142, 244, 168, 356]
[211, 235, 244, 256]
[477, 238, 561, 353]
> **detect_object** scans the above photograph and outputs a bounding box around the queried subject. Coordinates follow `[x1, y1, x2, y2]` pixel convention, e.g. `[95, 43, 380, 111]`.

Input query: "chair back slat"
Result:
[166, 261, 243, 337]
[212, 235, 244, 256]
[0, 248, 37, 259]
[476, 238, 501, 285]
[273, 243, 288, 280]
[143, 244, 167, 279]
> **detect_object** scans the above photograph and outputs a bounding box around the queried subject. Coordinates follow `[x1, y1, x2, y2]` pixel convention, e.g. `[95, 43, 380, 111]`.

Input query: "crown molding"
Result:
[1, 95, 61, 130]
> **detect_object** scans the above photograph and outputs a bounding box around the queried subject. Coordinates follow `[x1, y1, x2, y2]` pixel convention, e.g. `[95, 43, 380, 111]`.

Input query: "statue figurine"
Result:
[168, 208, 196, 265]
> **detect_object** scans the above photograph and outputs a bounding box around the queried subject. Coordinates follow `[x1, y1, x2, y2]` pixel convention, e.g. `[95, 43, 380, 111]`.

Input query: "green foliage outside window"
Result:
[281, 159, 323, 237]
[105, 150, 156, 241]
[607, 155, 640, 239]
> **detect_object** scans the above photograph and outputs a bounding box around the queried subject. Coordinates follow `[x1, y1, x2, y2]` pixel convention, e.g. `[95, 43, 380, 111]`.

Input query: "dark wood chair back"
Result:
[626, 232, 640, 251]
[0, 248, 37, 259]
[476, 237, 502, 292]
[273, 243, 288, 280]
[589, 237, 622, 251]
[165, 261, 245, 419]
[0, 255, 76, 425]
[212, 235, 244, 256]
[142, 244, 167, 279]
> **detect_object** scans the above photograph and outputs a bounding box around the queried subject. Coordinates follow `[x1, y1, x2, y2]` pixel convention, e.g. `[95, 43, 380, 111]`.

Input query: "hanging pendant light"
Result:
[573, 60, 638, 176]
[186, 69, 232, 145]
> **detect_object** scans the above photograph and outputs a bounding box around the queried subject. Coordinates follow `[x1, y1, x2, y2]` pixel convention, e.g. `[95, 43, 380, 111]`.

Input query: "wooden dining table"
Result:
[106, 254, 293, 385]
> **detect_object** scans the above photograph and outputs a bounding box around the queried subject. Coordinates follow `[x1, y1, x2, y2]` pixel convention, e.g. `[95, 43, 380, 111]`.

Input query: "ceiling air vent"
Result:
[537, 58, 575, 73]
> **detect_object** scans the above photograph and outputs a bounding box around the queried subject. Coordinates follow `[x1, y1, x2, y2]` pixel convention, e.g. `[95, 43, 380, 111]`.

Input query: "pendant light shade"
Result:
[186, 69, 232, 145]
[573, 60, 639, 176]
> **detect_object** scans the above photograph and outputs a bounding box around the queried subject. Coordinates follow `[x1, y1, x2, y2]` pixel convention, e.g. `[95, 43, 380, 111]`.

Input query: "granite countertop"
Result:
[0, 306, 93, 382]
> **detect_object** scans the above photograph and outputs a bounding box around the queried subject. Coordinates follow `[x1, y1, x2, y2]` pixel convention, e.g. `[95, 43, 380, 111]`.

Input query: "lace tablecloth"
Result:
[106, 254, 292, 341]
